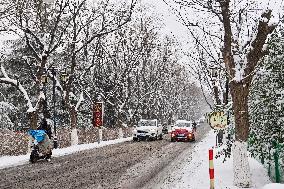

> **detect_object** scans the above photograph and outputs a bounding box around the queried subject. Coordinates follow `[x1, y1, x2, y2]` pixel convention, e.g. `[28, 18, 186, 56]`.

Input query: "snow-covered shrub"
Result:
[122, 127, 133, 137]
[0, 129, 29, 156]
[0, 126, 133, 156]
[102, 127, 119, 141]
[57, 127, 71, 148]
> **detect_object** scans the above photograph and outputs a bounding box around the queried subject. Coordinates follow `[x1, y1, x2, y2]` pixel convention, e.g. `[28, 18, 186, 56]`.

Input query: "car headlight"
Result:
[133, 129, 137, 134]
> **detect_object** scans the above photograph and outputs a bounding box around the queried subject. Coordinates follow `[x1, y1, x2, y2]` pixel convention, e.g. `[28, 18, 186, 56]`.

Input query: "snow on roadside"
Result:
[0, 137, 132, 170]
[52, 137, 132, 157]
[0, 154, 30, 170]
[261, 183, 284, 189]
[156, 130, 281, 189]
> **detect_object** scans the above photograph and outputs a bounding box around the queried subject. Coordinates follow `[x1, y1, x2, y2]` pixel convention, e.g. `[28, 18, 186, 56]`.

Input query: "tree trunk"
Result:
[70, 106, 78, 145]
[28, 111, 38, 153]
[70, 106, 77, 129]
[28, 111, 38, 129]
[231, 83, 250, 141]
[230, 82, 252, 187]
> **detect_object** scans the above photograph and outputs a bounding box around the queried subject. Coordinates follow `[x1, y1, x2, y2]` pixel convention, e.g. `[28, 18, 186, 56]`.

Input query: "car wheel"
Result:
[146, 136, 150, 141]
[159, 134, 163, 140]
[170, 138, 175, 142]
[133, 137, 138, 142]
[153, 133, 158, 141]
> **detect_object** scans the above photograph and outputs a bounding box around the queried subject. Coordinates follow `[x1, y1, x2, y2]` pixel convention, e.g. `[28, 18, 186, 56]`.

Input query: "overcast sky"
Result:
[141, 0, 189, 41]
[1, 0, 283, 56]
[141, 0, 284, 40]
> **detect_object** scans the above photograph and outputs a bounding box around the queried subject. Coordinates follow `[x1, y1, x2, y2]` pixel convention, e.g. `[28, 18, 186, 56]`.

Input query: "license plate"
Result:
[178, 134, 184, 136]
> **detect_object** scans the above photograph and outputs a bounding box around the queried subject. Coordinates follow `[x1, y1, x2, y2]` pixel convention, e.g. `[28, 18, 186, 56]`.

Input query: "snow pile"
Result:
[261, 183, 284, 189]
[52, 137, 132, 157]
[0, 154, 30, 169]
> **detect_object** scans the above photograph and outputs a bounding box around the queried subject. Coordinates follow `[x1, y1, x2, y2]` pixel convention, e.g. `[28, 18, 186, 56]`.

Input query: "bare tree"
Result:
[0, 0, 136, 145]
[57, 0, 136, 145]
[164, 0, 280, 187]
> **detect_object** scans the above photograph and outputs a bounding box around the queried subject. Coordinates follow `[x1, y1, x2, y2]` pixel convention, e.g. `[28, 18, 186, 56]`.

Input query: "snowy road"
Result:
[0, 124, 209, 189]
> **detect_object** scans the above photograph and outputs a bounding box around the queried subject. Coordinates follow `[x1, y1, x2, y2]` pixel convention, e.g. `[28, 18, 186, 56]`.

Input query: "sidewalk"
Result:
[157, 130, 283, 189]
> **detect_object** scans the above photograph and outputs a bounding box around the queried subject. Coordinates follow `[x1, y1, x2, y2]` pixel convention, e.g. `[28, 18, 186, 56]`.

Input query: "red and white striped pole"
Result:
[209, 149, 214, 189]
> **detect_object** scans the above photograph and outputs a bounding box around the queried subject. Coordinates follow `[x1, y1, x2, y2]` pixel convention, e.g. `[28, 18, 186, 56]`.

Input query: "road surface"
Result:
[0, 123, 210, 189]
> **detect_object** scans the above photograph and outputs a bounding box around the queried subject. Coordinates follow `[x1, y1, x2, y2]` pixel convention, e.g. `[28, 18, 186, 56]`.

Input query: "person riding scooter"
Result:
[37, 118, 52, 140]
[29, 118, 53, 163]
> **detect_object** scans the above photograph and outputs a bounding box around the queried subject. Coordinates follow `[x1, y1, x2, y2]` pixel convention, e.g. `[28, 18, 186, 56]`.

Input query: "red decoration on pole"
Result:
[209, 149, 214, 189]
[209, 149, 213, 160]
[93, 102, 104, 127]
[209, 169, 214, 179]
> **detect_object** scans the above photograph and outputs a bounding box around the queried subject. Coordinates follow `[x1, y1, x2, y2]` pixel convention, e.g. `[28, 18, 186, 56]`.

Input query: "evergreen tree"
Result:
[248, 23, 284, 178]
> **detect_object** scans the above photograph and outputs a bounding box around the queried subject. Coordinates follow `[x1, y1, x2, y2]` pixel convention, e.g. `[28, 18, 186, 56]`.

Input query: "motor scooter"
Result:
[28, 130, 52, 163]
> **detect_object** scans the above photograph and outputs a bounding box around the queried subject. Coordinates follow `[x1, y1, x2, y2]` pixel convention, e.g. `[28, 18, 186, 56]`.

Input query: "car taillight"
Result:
[171, 133, 175, 137]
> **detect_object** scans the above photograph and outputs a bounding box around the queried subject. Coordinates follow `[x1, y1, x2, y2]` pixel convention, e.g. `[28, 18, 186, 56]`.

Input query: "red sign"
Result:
[93, 102, 104, 127]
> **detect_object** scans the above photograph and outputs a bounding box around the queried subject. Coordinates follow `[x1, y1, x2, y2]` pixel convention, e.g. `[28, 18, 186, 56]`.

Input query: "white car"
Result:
[199, 116, 206, 123]
[133, 119, 163, 141]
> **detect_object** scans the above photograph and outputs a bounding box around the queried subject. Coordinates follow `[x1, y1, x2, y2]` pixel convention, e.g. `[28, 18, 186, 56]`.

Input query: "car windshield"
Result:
[175, 122, 191, 127]
[138, 120, 156, 127]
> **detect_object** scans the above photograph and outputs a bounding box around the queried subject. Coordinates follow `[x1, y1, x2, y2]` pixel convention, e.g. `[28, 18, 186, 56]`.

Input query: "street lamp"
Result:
[51, 66, 58, 149]
[60, 70, 68, 83]
[41, 71, 49, 118]
[40, 0, 56, 147]
[209, 64, 224, 145]
[60, 70, 68, 109]
[209, 65, 219, 79]
[209, 65, 221, 106]
[41, 67, 60, 148]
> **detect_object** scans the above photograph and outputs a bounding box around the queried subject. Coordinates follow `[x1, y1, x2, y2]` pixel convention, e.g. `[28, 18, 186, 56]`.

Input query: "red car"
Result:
[170, 120, 196, 142]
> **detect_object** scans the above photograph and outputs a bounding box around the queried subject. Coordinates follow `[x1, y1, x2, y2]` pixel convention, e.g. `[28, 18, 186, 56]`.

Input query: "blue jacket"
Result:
[28, 130, 46, 143]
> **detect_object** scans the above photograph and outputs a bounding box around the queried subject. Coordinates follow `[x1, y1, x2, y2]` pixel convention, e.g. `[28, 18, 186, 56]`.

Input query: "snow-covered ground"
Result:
[0, 137, 132, 170]
[0, 130, 283, 189]
[155, 130, 283, 189]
